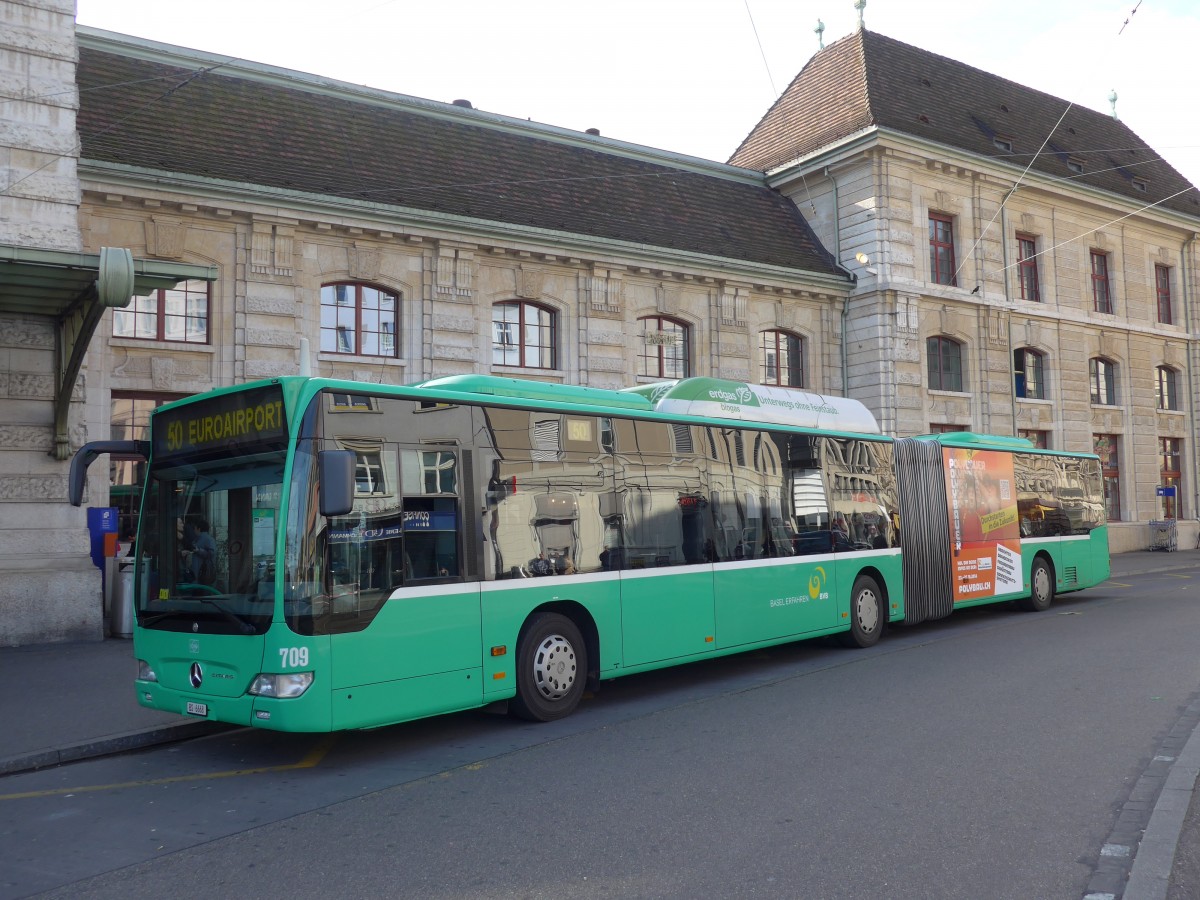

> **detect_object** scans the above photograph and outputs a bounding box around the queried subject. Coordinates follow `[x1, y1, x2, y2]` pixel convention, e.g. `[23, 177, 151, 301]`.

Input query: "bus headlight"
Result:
[249, 672, 314, 698]
[137, 659, 158, 683]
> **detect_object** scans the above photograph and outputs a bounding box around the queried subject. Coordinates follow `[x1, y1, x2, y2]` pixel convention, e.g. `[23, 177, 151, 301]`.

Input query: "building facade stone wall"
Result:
[778, 142, 1200, 553]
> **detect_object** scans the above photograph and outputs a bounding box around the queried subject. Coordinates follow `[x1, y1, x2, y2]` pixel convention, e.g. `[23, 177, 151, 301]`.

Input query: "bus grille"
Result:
[1064, 566, 1078, 585]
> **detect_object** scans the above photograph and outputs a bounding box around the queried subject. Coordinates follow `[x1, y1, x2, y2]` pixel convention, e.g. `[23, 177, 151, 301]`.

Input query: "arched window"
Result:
[639, 316, 690, 379]
[1013, 348, 1045, 400]
[492, 301, 556, 369]
[320, 282, 398, 357]
[760, 330, 805, 387]
[927, 336, 964, 392]
[1089, 357, 1117, 405]
[1157, 366, 1180, 411]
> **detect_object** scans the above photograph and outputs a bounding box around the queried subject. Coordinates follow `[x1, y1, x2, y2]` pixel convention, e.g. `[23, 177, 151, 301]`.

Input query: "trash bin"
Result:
[110, 557, 136, 637]
[1149, 519, 1177, 552]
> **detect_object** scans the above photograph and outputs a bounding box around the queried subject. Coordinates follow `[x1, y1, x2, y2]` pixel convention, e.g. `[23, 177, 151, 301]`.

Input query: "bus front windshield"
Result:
[135, 451, 286, 635]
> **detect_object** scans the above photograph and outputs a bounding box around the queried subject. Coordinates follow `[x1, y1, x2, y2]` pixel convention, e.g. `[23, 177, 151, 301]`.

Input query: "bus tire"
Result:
[1019, 557, 1054, 612]
[838, 575, 883, 648]
[511, 612, 587, 722]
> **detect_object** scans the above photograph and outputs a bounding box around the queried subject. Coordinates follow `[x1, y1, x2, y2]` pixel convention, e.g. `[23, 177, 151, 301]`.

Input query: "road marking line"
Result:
[0, 734, 337, 802]
[1166, 574, 1192, 579]
[1106, 581, 1133, 587]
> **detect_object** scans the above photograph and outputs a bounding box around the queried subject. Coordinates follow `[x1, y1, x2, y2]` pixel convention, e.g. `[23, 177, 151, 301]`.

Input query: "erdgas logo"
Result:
[648, 383, 674, 405]
[707, 386, 754, 404]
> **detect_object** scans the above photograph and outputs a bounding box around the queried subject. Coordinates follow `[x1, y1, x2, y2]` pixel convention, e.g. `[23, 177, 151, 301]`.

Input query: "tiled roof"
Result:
[74, 40, 842, 278]
[729, 29, 1199, 219]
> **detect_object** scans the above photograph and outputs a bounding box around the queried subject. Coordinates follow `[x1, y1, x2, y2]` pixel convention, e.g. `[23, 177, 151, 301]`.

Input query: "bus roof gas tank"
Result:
[622, 378, 881, 435]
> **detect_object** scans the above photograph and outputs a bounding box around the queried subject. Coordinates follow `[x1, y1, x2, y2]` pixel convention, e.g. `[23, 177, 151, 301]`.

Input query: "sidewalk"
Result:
[0, 638, 230, 777]
[2, 549, 1199, 896]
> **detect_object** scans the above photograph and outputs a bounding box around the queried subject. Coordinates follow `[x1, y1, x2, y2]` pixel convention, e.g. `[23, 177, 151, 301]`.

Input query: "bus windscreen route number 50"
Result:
[69, 374, 1109, 732]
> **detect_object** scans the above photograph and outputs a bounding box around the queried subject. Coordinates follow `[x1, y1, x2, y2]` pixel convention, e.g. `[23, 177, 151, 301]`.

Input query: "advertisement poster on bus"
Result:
[943, 447, 1022, 602]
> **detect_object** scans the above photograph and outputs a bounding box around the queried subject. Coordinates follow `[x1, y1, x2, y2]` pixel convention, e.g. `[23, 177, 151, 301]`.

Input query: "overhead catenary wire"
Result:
[952, 101, 1075, 286]
[0, 72, 208, 108]
[7, 14, 1195, 263]
[952, 0, 1195, 289]
[982, 184, 1194, 282]
[742, 0, 777, 99]
[1119, 0, 1143, 34]
[0, 60, 234, 198]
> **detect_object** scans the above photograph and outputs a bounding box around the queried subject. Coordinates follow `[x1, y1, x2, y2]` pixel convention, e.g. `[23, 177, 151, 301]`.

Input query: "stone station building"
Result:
[1, 1, 1196, 643]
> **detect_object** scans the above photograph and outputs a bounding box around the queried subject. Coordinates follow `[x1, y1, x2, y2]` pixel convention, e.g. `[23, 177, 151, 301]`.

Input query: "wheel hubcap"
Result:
[1034, 567, 1050, 601]
[856, 589, 879, 633]
[532, 634, 577, 701]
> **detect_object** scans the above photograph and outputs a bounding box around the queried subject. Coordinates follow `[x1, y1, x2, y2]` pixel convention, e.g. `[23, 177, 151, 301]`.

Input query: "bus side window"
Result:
[403, 497, 458, 580]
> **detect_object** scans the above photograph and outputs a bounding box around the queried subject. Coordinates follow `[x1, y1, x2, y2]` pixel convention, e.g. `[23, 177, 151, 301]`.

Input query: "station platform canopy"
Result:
[0, 244, 217, 458]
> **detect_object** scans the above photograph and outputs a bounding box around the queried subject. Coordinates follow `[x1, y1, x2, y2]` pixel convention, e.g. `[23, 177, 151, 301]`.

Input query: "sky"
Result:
[75, 0, 1200, 193]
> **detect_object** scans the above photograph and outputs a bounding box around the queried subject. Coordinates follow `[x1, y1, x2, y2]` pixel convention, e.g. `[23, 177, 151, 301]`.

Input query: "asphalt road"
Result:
[4, 571, 1199, 899]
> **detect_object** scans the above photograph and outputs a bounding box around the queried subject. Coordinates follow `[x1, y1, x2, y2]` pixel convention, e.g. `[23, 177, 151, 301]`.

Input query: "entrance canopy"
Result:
[0, 244, 217, 458]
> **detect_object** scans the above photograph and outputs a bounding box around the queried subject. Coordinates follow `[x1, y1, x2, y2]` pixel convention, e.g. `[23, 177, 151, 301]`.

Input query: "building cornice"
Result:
[766, 128, 1200, 233]
[80, 161, 850, 294]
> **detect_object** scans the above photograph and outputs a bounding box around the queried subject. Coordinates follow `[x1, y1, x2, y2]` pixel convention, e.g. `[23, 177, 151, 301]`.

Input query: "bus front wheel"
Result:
[1019, 557, 1054, 612]
[512, 612, 587, 722]
[839, 575, 883, 648]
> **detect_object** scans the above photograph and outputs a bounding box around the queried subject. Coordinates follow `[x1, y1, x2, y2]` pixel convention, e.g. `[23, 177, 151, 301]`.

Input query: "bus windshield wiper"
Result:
[141, 594, 255, 634]
[193, 595, 256, 634]
[141, 608, 191, 627]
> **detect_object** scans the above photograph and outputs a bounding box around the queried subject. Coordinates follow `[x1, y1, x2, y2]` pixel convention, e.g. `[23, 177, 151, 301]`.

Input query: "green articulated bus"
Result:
[70, 375, 1110, 730]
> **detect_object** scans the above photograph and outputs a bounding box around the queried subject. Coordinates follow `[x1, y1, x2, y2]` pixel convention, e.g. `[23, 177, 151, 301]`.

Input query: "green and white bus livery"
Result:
[70, 375, 1109, 730]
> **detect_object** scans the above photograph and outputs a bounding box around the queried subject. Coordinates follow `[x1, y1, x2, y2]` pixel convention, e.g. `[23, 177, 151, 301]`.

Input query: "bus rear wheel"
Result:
[839, 575, 883, 648]
[511, 612, 587, 722]
[1018, 557, 1054, 612]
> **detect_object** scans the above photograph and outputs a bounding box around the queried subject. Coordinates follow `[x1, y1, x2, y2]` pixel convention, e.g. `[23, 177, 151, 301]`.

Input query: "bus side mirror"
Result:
[68, 440, 149, 507]
[318, 450, 355, 518]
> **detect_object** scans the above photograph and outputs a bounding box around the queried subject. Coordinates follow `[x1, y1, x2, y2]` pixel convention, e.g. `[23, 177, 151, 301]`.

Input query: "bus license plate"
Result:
[186, 701, 208, 717]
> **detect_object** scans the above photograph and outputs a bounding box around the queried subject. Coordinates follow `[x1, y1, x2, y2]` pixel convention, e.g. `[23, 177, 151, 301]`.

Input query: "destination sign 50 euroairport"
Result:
[155, 385, 288, 459]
